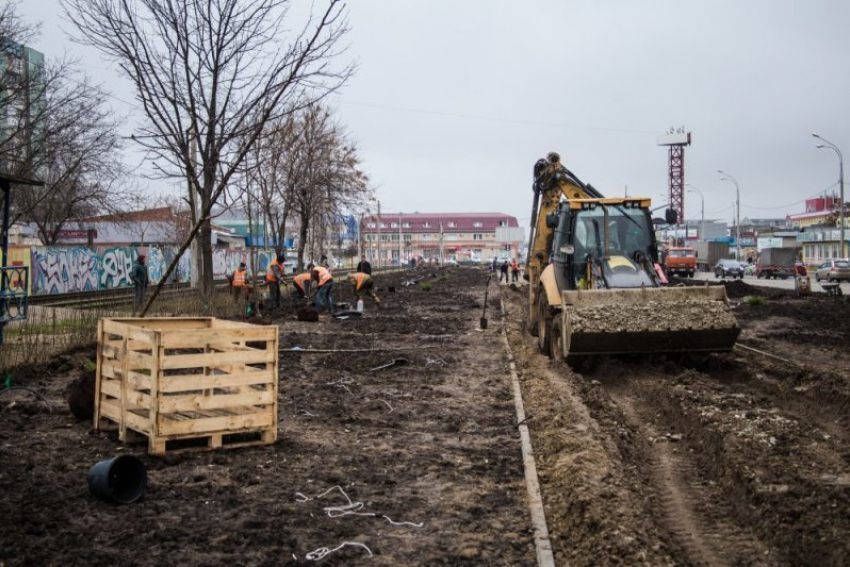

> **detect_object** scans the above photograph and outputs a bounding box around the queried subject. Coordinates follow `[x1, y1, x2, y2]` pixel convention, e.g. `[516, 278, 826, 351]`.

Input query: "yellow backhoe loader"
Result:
[525, 153, 739, 367]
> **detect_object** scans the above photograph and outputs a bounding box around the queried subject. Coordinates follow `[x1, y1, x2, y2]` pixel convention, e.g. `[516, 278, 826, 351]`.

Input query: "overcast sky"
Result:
[19, 0, 850, 229]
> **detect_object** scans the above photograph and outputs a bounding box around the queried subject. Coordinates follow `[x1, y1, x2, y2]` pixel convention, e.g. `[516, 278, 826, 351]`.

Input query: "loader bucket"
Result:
[558, 286, 740, 358]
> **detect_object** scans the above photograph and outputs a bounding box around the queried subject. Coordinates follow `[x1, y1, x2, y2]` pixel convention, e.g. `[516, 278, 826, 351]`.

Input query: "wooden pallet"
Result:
[95, 317, 279, 455]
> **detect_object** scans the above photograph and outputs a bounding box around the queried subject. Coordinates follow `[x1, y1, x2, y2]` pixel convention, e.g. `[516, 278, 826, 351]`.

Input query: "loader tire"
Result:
[549, 318, 562, 360]
[537, 293, 552, 354]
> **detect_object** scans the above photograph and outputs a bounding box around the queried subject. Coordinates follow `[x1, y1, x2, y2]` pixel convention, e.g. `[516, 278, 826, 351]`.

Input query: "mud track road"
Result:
[502, 281, 850, 566]
[0, 268, 538, 565]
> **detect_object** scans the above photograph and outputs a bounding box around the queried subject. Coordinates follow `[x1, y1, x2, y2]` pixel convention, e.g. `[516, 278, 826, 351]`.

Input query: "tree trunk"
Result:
[200, 215, 213, 298]
[297, 210, 310, 272]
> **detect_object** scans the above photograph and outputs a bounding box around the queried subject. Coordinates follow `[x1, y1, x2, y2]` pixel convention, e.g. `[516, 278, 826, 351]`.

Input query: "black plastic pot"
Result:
[87, 455, 147, 504]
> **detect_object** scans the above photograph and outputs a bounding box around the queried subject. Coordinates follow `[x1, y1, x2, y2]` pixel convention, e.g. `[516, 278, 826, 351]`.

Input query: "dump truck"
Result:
[525, 153, 740, 368]
[694, 241, 730, 271]
[756, 247, 798, 279]
[663, 246, 697, 278]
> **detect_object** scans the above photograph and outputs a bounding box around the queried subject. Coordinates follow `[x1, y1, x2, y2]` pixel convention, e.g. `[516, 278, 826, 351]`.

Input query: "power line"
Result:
[338, 100, 658, 135]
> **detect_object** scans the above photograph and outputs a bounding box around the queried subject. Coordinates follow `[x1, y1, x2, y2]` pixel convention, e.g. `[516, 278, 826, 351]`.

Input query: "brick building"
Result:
[359, 212, 523, 265]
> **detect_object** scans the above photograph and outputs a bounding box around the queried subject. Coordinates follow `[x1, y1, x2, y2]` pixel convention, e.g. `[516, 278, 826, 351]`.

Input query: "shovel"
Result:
[480, 275, 492, 329]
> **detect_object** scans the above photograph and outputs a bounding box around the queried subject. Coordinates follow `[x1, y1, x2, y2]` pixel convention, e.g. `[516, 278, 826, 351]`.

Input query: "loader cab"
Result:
[552, 199, 658, 290]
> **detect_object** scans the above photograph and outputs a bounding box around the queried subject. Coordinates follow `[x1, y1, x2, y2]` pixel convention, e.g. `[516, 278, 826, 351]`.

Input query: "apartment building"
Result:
[359, 212, 523, 265]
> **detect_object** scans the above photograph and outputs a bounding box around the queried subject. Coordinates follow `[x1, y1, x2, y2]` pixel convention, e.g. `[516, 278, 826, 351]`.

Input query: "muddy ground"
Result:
[502, 279, 850, 566]
[1, 270, 848, 565]
[0, 268, 533, 565]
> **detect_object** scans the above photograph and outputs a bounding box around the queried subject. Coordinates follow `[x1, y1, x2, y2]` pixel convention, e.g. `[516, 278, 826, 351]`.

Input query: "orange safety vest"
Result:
[350, 272, 369, 290]
[313, 266, 333, 286]
[293, 272, 311, 291]
[266, 259, 282, 282]
[233, 269, 247, 287]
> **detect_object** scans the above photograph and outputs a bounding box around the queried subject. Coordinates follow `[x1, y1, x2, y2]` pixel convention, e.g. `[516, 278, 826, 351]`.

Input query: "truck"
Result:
[524, 152, 739, 369]
[663, 246, 697, 278]
[694, 241, 730, 272]
[756, 247, 798, 279]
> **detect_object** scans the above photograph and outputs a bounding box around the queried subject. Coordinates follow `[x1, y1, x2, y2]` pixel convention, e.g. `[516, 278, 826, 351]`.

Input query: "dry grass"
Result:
[0, 288, 244, 373]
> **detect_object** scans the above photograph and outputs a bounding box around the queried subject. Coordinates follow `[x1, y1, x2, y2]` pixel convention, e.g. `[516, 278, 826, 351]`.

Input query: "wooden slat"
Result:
[127, 370, 152, 390]
[159, 370, 273, 393]
[94, 319, 104, 429]
[160, 349, 275, 370]
[102, 319, 158, 344]
[159, 390, 275, 413]
[161, 328, 275, 349]
[104, 339, 152, 353]
[158, 410, 274, 436]
[101, 362, 120, 379]
[128, 350, 153, 368]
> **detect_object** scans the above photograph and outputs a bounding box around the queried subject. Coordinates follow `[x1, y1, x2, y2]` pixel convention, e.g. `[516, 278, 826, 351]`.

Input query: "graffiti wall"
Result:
[27, 246, 271, 296]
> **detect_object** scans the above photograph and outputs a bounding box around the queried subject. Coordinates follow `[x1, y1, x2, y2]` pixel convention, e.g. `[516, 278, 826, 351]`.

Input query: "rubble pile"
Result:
[567, 299, 738, 334]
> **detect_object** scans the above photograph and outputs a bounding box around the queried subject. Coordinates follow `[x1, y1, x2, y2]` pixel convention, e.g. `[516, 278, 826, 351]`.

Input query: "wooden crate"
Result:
[95, 317, 279, 455]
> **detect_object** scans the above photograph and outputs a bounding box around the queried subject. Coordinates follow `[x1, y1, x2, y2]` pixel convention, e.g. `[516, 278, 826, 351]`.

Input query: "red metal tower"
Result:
[657, 130, 692, 224]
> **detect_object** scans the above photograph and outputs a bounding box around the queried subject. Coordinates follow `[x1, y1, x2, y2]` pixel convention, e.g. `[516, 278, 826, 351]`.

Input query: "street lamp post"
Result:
[686, 184, 705, 241]
[718, 170, 741, 260]
[812, 133, 845, 258]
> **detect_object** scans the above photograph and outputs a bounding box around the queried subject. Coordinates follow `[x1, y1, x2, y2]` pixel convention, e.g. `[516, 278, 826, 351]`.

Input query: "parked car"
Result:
[714, 259, 744, 279]
[814, 259, 850, 282]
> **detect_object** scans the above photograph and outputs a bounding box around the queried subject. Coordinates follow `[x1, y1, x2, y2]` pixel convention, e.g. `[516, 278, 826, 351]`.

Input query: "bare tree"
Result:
[63, 0, 353, 297]
[0, 2, 129, 241]
[284, 104, 368, 270]
[14, 78, 128, 244]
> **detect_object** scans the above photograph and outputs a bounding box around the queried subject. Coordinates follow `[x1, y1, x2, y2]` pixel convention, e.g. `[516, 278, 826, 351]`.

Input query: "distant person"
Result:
[131, 254, 150, 313]
[311, 265, 334, 313]
[499, 260, 509, 283]
[511, 258, 520, 283]
[231, 262, 251, 300]
[356, 256, 372, 275]
[266, 254, 285, 309]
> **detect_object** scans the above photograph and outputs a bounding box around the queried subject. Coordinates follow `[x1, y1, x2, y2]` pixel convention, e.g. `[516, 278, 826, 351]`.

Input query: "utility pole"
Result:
[398, 213, 403, 267]
[376, 200, 381, 270]
[718, 171, 741, 260]
[813, 133, 845, 258]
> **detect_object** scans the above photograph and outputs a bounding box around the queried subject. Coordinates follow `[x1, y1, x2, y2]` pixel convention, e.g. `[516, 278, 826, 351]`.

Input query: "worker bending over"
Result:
[311, 265, 334, 312]
[291, 272, 312, 300]
[348, 272, 380, 304]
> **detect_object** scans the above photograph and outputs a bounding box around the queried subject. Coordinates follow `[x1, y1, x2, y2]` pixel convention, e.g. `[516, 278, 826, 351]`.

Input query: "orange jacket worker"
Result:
[311, 266, 334, 312]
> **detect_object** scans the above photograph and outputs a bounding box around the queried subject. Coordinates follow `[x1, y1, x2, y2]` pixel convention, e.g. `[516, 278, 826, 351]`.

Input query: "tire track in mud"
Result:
[606, 384, 771, 567]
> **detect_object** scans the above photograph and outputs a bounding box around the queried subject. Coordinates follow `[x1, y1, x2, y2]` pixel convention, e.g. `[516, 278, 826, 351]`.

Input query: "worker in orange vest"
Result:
[311, 265, 334, 312]
[291, 272, 312, 300]
[347, 272, 379, 304]
[231, 262, 251, 300]
[266, 254, 285, 309]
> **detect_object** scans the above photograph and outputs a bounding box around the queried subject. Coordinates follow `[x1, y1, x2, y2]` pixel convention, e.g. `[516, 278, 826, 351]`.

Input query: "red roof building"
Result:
[360, 212, 523, 265]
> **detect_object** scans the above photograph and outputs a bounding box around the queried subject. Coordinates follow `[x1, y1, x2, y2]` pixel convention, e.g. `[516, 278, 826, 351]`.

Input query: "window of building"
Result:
[391, 222, 398, 228]
[403, 234, 412, 241]
[473, 233, 483, 240]
[379, 223, 387, 229]
[380, 234, 388, 242]
[447, 222, 457, 228]
[391, 234, 400, 241]
[422, 222, 431, 228]
[499, 220, 508, 227]
[473, 221, 483, 228]
[366, 222, 376, 229]
[402, 222, 411, 228]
